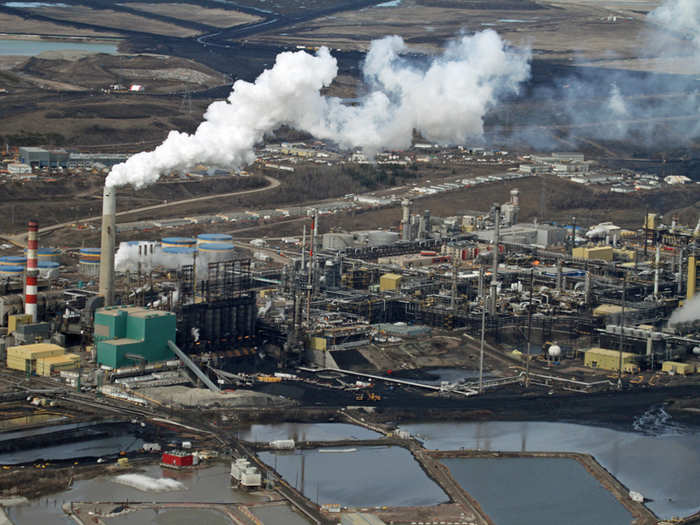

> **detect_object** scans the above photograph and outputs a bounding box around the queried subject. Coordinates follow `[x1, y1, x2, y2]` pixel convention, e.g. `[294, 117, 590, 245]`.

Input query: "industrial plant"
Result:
[0, 0, 698, 520]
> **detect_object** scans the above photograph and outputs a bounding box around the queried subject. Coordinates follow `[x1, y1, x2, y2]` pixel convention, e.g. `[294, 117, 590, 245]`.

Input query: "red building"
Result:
[161, 450, 194, 469]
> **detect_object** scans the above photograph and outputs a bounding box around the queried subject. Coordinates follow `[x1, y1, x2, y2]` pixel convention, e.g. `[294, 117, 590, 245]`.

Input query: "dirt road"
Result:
[2, 176, 280, 248]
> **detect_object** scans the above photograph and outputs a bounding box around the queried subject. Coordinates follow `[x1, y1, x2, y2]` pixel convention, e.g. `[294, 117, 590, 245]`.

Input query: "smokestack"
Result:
[510, 188, 520, 206]
[25, 220, 38, 322]
[401, 199, 411, 241]
[99, 186, 116, 306]
[688, 254, 697, 301]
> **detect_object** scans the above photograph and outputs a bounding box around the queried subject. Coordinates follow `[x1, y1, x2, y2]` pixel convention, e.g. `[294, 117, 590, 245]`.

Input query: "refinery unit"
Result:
[0, 182, 697, 403]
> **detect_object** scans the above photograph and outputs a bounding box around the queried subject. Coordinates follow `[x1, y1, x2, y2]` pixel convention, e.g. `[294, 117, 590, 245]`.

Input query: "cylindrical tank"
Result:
[198, 243, 235, 263]
[161, 246, 196, 269]
[0, 256, 27, 267]
[38, 261, 60, 279]
[162, 237, 196, 249]
[366, 231, 399, 246]
[0, 265, 25, 278]
[24, 247, 60, 264]
[197, 233, 233, 246]
[79, 248, 101, 277]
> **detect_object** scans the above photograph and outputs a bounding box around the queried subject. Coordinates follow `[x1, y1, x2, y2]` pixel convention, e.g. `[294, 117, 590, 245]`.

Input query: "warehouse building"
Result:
[18, 147, 68, 168]
[6, 343, 79, 376]
[94, 306, 175, 369]
[584, 347, 639, 373]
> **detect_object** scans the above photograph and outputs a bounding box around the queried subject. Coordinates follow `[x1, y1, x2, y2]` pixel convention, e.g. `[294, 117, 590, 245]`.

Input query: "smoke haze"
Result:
[668, 294, 700, 326]
[106, 30, 530, 189]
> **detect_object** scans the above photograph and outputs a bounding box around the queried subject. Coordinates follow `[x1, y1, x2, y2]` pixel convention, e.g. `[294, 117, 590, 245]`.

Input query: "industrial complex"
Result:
[0, 0, 698, 522]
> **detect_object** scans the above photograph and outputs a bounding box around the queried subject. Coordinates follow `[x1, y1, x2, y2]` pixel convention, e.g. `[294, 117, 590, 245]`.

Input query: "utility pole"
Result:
[490, 203, 500, 315]
[479, 284, 486, 394]
[525, 267, 534, 388]
[450, 248, 457, 311]
[617, 273, 626, 391]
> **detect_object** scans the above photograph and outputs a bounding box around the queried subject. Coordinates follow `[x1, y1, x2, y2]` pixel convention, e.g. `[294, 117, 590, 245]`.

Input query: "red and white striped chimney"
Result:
[25, 220, 39, 322]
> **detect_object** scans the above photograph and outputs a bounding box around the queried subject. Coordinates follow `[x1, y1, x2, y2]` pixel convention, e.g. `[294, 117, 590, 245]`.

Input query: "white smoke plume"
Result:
[113, 474, 185, 492]
[106, 30, 530, 189]
[648, 0, 699, 49]
[668, 294, 700, 326]
[115, 241, 228, 279]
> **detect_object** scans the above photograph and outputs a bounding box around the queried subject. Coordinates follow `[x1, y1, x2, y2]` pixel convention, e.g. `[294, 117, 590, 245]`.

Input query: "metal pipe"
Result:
[654, 242, 660, 300]
[99, 186, 116, 306]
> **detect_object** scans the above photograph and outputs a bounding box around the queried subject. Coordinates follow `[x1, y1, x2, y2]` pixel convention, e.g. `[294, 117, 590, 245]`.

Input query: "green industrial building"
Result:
[94, 306, 176, 369]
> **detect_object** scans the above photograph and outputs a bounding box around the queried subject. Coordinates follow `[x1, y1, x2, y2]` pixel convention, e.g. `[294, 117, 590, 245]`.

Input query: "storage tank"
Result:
[161, 246, 196, 269]
[198, 243, 235, 263]
[0, 265, 24, 278]
[0, 256, 27, 267]
[79, 248, 101, 277]
[38, 261, 60, 279]
[548, 344, 561, 358]
[161, 237, 196, 249]
[35, 248, 60, 264]
[197, 233, 233, 246]
[366, 230, 399, 246]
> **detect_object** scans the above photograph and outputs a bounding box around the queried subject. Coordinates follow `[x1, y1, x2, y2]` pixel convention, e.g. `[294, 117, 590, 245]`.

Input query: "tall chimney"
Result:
[25, 220, 39, 322]
[401, 199, 411, 241]
[99, 186, 116, 306]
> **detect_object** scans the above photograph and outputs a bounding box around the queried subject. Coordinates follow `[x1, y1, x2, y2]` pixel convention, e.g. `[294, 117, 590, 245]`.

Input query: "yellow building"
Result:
[572, 246, 613, 262]
[36, 354, 80, 377]
[592, 304, 638, 317]
[8, 314, 32, 334]
[7, 343, 65, 374]
[662, 361, 696, 375]
[584, 347, 639, 373]
[379, 273, 402, 292]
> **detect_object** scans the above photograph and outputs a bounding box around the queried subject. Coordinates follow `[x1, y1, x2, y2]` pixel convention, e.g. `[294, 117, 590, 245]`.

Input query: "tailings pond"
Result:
[0, 38, 118, 56]
[0, 422, 145, 465]
[258, 446, 447, 508]
[442, 457, 632, 525]
[8, 463, 262, 525]
[402, 406, 700, 519]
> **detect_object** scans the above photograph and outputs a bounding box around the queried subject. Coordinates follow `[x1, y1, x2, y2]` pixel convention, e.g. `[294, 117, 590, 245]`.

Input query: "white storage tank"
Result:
[365, 230, 400, 246]
[161, 246, 196, 270]
[161, 237, 196, 249]
[0, 255, 26, 267]
[197, 233, 233, 246]
[38, 261, 60, 279]
[79, 248, 100, 277]
[0, 265, 24, 279]
[198, 243, 235, 264]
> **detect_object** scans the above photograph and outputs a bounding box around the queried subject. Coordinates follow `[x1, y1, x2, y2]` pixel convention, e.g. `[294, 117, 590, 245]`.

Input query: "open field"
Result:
[0, 12, 120, 37]
[0, 92, 209, 146]
[123, 2, 263, 28]
[28, 6, 200, 38]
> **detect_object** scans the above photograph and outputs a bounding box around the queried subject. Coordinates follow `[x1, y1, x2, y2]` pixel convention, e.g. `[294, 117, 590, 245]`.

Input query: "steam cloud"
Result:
[113, 474, 185, 492]
[516, 0, 700, 148]
[106, 30, 530, 189]
[668, 294, 700, 326]
[115, 241, 229, 279]
[648, 0, 699, 48]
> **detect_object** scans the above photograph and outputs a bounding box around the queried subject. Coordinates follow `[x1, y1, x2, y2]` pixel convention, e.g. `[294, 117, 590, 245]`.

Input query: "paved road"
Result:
[2, 176, 280, 248]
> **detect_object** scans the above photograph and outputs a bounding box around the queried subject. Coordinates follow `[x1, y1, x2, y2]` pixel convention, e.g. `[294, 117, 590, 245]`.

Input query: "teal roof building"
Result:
[94, 306, 176, 369]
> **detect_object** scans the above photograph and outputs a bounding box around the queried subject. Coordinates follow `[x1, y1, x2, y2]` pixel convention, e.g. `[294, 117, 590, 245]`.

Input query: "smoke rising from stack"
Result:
[668, 294, 700, 326]
[105, 30, 530, 189]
